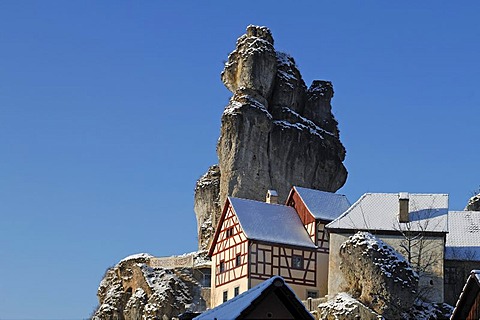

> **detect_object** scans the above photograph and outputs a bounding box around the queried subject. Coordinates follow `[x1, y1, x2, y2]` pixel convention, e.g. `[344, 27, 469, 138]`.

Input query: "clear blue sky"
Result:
[1, 1, 479, 318]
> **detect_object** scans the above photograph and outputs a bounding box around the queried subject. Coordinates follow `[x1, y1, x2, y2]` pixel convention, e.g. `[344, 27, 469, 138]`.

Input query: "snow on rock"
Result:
[402, 299, 453, 320]
[465, 193, 480, 211]
[120, 253, 153, 263]
[318, 292, 383, 320]
[339, 232, 419, 319]
[92, 253, 208, 320]
[194, 26, 347, 251]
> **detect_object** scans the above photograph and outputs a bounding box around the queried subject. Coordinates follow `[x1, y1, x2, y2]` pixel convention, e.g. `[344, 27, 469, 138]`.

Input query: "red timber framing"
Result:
[249, 241, 316, 287]
[210, 203, 248, 287]
[286, 188, 330, 253]
[316, 222, 329, 253]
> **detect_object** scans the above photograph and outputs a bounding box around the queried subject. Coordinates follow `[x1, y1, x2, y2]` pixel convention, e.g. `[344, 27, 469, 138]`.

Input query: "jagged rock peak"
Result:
[194, 165, 221, 250]
[221, 25, 277, 99]
[466, 193, 480, 211]
[194, 25, 347, 250]
[245, 25, 273, 44]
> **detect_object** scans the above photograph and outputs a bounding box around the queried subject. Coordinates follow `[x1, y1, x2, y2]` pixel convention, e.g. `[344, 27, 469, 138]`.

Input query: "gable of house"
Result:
[193, 276, 314, 320]
[451, 270, 480, 320]
[286, 186, 350, 253]
[208, 197, 319, 307]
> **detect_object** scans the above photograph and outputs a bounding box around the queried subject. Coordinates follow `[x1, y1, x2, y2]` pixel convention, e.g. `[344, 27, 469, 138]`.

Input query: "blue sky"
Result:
[1, 1, 479, 318]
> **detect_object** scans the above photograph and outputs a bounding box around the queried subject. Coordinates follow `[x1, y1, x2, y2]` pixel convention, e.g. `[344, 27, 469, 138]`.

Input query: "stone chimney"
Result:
[399, 192, 410, 223]
[266, 190, 278, 204]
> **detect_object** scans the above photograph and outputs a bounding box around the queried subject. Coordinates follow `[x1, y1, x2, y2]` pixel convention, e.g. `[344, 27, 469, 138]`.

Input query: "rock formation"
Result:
[91, 253, 209, 320]
[195, 25, 347, 250]
[466, 193, 480, 211]
[317, 232, 452, 320]
[318, 292, 382, 320]
[338, 232, 418, 319]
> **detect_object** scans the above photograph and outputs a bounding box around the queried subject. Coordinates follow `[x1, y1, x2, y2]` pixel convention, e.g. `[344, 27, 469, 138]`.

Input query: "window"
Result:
[223, 290, 228, 303]
[307, 290, 318, 299]
[219, 261, 225, 273]
[234, 286, 240, 297]
[292, 255, 303, 269]
[226, 227, 234, 238]
[445, 266, 458, 284]
[236, 254, 241, 267]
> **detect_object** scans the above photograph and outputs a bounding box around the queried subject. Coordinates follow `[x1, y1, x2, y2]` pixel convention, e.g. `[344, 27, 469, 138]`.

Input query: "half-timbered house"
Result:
[285, 186, 351, 296]
[208, 187, 351, 307]
[208, 195, 318, 307]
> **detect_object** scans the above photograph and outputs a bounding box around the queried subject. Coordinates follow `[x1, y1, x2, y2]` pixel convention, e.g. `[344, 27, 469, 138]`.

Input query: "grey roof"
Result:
[294, 186, 351, 221]
[326, 193, 448, 233]
[229, 197, 316, 249]
[193, 276, 313, 320]
[445, 211, 480, 261]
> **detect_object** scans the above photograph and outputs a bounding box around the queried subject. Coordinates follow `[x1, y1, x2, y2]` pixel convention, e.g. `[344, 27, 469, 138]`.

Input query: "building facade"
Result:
[326, 192, 448, 303]
[208, 187, 350, 307]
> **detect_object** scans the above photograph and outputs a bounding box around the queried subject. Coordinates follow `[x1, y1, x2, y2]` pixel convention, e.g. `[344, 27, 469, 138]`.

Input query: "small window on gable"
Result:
[223, 290, 228, 302]
[219, 261, 225, 273]
[234, 286, 239, 297]
[292, 255, 303, 269]
[236, 254, 241, 267]
[225, 226, 234, 238]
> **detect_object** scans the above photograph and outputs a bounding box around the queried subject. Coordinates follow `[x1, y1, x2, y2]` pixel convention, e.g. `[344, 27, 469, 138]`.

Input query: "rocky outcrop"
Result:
[317, 232, 452, 320]
[338, 232, 418, 319]
[194, 165, 221, 250]
[92, 253, 208, 320]
[195, 25, 347, 249]
[318, 292, 382, 320]
[466, 193, 480, 211]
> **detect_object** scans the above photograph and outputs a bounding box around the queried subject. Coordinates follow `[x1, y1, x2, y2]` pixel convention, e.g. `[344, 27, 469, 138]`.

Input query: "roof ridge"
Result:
[228, 196, 288, 207]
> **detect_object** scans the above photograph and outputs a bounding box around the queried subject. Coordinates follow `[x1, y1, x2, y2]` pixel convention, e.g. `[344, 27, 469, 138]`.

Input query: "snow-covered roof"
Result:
[326, 193, 448, 233]
[193, 276, 313, 320]
[445, 211, 480, 261]
[293, 186, 351, 221]
[451, 270, 480, 320]
[229, 197, 316, 249]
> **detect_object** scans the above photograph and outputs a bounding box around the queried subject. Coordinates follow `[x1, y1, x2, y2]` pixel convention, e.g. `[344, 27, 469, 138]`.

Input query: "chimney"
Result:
[399, 192, 409, 223]
[266, 190, 278, 204]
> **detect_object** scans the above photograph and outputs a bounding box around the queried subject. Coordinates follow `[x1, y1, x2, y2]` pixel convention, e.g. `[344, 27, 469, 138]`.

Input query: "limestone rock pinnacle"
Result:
[194, 25, 348, 250]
